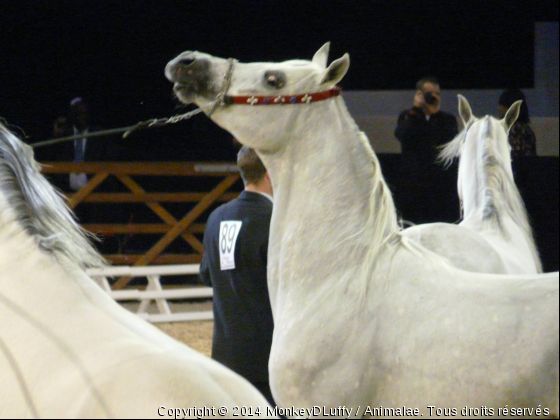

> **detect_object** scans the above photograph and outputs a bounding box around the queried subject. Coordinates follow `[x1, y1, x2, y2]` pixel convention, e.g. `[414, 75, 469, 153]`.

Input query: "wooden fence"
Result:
[41, 162, 241, 288]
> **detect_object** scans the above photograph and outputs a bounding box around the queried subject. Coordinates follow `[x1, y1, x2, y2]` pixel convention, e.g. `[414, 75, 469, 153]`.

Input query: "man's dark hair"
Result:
[416, 76, 440, 91]
[237, 146, 267, 186]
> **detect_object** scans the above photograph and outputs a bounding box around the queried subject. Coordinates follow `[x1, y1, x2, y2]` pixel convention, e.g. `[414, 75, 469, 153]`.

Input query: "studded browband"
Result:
[222, 86, 342, 106]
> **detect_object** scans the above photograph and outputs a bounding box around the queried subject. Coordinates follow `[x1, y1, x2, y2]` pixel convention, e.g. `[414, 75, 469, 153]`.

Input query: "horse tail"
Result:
[477, 117, 543, 272]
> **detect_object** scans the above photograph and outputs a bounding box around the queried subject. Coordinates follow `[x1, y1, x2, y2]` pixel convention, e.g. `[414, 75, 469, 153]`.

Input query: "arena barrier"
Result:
[40, 161, 241, 289]
[86, 264, 213, 323]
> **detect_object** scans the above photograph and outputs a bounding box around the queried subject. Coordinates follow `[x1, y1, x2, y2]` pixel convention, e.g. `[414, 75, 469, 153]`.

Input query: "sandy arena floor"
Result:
[121, 300, 214, 357]
[156, 320, 214, 357]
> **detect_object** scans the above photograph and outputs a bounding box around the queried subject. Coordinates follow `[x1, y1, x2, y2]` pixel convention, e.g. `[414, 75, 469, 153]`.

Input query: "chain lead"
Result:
[33, 59, 237, 148]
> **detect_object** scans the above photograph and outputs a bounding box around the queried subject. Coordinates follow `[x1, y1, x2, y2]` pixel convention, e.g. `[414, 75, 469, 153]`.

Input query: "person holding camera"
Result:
[394, 76, 459, 224]
[395, 76, 458, 172]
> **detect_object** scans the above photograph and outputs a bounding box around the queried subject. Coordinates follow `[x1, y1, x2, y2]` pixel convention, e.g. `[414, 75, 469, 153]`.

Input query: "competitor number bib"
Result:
[219, 221, 242, 270]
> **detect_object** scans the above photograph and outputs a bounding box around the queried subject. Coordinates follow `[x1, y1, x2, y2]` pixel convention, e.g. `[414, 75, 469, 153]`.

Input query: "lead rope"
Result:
[122, 57, 236, 137]
[32, 58, 237, 149]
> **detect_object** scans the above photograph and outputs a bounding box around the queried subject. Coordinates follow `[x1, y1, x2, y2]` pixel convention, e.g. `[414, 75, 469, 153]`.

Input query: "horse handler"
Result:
[200, 146, 276, 406]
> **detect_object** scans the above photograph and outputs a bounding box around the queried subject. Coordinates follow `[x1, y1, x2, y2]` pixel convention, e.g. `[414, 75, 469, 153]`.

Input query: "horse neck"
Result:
[260, 98, 399, 286]
[461, 117, 516, 221]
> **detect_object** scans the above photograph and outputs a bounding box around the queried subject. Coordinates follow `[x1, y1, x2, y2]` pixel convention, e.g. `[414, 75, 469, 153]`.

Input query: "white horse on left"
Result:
[0, 123, 273, 419]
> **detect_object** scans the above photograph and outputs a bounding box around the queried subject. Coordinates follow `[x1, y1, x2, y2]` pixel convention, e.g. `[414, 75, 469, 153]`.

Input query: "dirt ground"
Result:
[120, 300, 214, 357]
[156, 321, 213, 357]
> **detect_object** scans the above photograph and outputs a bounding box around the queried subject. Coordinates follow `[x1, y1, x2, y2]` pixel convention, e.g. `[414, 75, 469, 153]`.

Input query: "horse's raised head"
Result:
[165, 43, 350, 151]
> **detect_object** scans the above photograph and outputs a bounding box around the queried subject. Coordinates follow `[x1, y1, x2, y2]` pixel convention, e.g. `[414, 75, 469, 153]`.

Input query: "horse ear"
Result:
[458, 94, 474, 126]
[502, 100, 522, 131]
[312, 42, 330, 69]
[319, 53, 350, 86]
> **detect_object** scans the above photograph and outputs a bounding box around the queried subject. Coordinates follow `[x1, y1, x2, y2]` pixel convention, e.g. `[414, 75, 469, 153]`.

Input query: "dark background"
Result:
[0, 0, 558, 158]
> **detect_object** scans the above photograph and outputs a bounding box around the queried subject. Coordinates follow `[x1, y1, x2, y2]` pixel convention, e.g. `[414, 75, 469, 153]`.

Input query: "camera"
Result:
[424, 92, 439, 106]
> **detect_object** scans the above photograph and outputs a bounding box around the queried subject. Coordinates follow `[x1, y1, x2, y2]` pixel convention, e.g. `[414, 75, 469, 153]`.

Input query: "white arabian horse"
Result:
[436, 94, 542, 274]
[399, 95, 542, 275]
[166, 43, 559, 418]
[0, 123, 273, 418]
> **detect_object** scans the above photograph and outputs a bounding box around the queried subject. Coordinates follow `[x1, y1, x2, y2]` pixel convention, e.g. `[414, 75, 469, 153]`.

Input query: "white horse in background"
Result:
[437, 94, 542, 274]
[0, 123, 273, 418]
[400, 95, 542, 275]
[166, 43, 559, 418]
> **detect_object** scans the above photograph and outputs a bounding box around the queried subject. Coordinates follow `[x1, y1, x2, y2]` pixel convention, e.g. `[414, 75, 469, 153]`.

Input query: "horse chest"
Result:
[269, 274, 380, 409]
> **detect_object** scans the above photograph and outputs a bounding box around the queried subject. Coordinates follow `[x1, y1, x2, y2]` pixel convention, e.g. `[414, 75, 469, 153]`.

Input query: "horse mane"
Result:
[0, 122, 106, 269]
[477, 117, 542, 272]
[358, 131, 400, 236]
[439, 117, 542, 273]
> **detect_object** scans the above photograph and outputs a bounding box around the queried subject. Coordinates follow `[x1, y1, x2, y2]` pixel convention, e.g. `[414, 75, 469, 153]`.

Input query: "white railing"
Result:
[86, 264, 213, 323]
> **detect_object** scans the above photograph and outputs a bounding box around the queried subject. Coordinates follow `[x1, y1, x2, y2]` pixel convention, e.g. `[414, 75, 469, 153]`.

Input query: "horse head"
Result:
[455, 95, 521, 181]
[459, 94, 521, 151]
[440, 95, 523, 196]
[165, 43, 350, 151]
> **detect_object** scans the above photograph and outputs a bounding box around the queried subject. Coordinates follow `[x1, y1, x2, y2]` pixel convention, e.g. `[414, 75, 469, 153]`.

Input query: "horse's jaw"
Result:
[172, 85, 196, 105]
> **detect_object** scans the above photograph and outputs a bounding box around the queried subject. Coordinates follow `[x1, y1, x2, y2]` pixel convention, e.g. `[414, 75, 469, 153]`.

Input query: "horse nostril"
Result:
[178, 57, 196, 66]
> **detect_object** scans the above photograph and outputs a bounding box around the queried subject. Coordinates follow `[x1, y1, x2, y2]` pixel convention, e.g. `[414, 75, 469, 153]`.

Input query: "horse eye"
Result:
[264, 71, 286, 89]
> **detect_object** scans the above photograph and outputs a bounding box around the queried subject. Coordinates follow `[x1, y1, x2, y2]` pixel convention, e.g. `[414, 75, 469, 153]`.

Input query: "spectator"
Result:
[47, 98, 121, 254]
[50, 97, 119, 191]
[199, 146, 275, 405]
[498, 88, 537, 158]
[394, 76, 459, 224]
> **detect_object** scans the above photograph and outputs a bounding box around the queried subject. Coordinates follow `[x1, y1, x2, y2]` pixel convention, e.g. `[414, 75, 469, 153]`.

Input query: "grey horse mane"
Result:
[0, 122, 106, 269]
[439, 117, 542, 273]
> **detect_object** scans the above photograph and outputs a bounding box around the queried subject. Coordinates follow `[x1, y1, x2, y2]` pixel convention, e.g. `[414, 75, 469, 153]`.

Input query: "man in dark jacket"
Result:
[395, 77, 459, 224]
[200, 146, 275, 405]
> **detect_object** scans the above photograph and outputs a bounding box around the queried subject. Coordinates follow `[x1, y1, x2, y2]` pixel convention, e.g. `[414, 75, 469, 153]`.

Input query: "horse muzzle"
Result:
[165, 52, 214, 103]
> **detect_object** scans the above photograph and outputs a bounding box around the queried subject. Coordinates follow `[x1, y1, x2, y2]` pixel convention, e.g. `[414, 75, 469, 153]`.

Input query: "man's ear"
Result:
[319, 53, 350, 86]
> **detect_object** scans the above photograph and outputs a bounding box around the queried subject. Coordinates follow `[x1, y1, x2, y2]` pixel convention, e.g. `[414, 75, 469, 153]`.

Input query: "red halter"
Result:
[222, 86, 342, 106]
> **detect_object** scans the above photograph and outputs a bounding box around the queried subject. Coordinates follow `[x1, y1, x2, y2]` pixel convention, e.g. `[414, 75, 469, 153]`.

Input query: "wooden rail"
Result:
[41, 162, 241, 288]
[87, 264, 213, 323]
